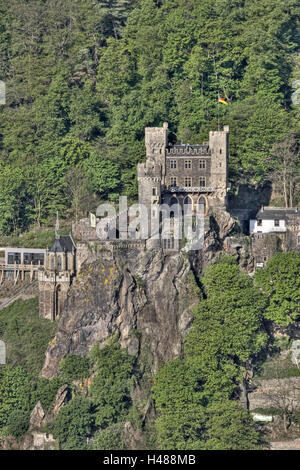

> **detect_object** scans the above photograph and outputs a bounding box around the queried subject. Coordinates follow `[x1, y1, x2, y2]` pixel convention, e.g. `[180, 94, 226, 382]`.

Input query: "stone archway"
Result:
[55, 284, 62, 320]
[197, 195, 208, 216]
[183, 195, 193, 215]
[170, 196, 179, 218]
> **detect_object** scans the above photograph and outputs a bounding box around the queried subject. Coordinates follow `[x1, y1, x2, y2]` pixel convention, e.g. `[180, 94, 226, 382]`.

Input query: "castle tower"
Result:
[209, 125, 229, 208]
[137, 123, 168, 241]
[38, 225, 76, 321]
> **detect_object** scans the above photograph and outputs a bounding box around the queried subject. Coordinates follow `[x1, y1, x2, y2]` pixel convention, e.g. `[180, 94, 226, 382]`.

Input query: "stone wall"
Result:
[248, 377, 300, 410]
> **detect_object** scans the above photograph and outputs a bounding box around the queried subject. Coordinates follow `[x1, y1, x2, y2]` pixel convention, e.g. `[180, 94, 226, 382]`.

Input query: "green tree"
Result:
[185, 257, 267, 385]
[152, 257, 267, 450]
[152, 359, 207, 450]
[89, 340, 134, 428]
[203, 400, 262, 450]
[91, 423, 125, 450]
[84, 154, 121, 197]
[51, 396, 95, 450]
[6, 410, 30, 441]
[255, 252, 300, 326]
[0, 165, 25, 234]
[0, 366, 33, 429]
[59, 354, 90, 383]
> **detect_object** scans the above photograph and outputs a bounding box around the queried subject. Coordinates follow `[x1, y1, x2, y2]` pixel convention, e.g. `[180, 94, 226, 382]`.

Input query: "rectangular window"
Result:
[199, 160, 206, 169]
[298, 236, 300, 245]
[199, 177, 206, 187]
[152, 188, 157, 196]
[185, 160, 192, 169]
[170, 160, 177, 169]
[274, 219, 280, 227]
[184, 177, 192, 187]
[257, 219, 262, 226]
[170, 177, 177, 187]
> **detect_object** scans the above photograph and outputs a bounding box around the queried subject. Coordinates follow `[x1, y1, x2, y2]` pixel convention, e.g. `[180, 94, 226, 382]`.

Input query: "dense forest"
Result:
[0, 0, 300, 234]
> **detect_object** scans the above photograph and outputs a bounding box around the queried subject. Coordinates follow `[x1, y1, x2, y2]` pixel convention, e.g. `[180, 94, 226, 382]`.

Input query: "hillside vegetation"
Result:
[0, 0, 300, 234]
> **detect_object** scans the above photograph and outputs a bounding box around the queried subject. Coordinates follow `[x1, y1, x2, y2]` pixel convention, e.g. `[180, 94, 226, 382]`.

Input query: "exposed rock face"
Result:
[52, 385, 72, 415]
[42, 247, 199, 378]
[41, 209, 240, 379]
[29, 401, 45, 429]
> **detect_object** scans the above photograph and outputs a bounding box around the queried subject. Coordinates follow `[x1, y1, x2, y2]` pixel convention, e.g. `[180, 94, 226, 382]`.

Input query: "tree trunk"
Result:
[239, 379, 249, 409]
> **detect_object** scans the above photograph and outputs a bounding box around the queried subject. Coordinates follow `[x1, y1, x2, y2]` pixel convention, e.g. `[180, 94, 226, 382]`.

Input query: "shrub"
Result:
[59, 354, 90, 382]
[6, 410, 30, 441]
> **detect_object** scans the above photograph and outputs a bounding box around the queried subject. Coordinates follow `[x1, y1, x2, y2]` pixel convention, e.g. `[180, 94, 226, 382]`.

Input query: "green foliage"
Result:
[152, 257, 266, 450]
[0, 229, 55, 249]
[84, 155, 121, 196]
[203, 400, 262, 450]
[89, 340, 135, 428]
[186, 257, 268, 383]
[0, 365, 33, 429]
[33, 377, 64, 412]
[59, 354, 90, 383]
[152, 359, 207, 450]
[90, 423, 125, 450]
[0, 0, 300, 232]
[51, 396, 95, 450]
[152, 359, 262, 450]
[5, 410, 30, 441]
[255, 252, 300, 326]
[0, 298, 57, 375]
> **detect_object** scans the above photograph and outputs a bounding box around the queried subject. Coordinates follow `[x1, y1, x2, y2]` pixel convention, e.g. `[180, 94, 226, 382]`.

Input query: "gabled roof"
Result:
[49, 235, 76, 253]
[253, 208, 300, 220]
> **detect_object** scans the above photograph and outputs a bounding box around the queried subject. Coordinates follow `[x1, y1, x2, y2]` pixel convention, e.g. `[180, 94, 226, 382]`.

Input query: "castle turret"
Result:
[38, 226, 76, 321]
[209, 125, 229, 208]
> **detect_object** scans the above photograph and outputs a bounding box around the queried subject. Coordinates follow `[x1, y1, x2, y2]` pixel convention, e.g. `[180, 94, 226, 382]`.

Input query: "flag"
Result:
[218, 97, 228, 105]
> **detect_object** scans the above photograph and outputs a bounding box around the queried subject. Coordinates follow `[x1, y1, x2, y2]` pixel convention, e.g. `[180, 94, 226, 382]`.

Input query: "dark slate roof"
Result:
[254, 208, 300, 220]
[49, 235, 76, 253]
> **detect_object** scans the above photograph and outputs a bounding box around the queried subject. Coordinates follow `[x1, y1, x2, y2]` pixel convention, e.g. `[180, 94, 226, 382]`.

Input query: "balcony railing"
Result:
[168, 186, 215, 193]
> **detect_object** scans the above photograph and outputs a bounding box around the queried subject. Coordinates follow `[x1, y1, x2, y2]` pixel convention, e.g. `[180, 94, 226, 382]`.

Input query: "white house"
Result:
[250, 208, 287, 234]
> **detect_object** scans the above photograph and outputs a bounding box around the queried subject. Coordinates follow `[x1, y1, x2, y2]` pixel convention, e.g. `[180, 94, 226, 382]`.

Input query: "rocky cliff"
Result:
[41, 209, 240, 380]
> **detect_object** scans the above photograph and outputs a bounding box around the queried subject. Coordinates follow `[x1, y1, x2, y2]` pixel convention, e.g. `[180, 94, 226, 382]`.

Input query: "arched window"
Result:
[55, 285, 62, 320]
[184, 196, 193, 215]
[197, 196, 207, 215]
[170, 197, 179, 217]
[57, 255, 62, 272]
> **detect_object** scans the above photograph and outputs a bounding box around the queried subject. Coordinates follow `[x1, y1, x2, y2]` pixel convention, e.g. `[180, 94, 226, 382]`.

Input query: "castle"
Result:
[36, 122, 230, 320]
[138, 122, 229, 248]
[7, 122, 297, 321]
